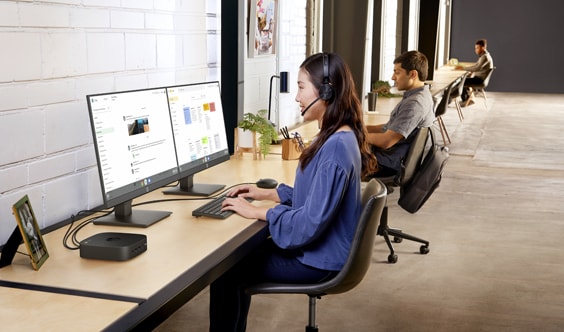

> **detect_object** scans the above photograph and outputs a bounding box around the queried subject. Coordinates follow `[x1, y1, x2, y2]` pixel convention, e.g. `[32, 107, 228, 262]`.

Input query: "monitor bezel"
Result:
[164, 81, 231, 196]
[86, 86, 180, 211]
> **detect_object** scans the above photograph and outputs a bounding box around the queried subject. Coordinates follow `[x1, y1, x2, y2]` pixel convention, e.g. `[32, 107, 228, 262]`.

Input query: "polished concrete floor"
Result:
[156, 92, 564, 331]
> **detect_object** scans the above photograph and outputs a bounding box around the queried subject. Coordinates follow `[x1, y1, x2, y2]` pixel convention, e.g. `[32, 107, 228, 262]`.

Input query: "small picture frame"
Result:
[12, 195, 49, 270]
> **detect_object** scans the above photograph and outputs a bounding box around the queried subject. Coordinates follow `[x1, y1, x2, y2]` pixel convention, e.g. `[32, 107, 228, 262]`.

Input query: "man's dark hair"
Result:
[393, 50, 428, 81]
[476, 39, 487, 47]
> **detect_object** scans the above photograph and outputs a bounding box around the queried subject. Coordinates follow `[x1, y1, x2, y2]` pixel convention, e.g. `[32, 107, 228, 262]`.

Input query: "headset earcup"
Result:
[319, 83, 334, 101]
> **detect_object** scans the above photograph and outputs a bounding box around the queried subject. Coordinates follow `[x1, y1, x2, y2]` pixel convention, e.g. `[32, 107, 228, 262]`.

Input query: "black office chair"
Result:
[246, 178, 387, 332]
[465, 66, 496, 108]
[434, 80, 457, 145]
[449, 71, 470, 121]
[375, 127, 432, 263]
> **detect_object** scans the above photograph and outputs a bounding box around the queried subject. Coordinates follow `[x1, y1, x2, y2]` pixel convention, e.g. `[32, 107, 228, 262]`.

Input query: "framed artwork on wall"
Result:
[12, 195, 49, 270]
[249, 0, 278, 57]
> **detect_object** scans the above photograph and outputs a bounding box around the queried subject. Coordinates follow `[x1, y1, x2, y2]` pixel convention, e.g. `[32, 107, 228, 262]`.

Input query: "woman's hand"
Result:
[221, 196, 269, 221]
[225, 184, 280, 202]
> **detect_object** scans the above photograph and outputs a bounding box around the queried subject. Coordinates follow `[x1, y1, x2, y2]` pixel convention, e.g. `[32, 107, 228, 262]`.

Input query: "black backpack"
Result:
[398, 129, 449, 213]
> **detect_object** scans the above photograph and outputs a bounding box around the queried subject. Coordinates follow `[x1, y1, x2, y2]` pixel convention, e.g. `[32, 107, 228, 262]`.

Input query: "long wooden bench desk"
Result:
[0, 157, 297, 331]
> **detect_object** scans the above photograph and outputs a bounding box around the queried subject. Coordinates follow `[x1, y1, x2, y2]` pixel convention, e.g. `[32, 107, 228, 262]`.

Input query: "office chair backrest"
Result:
[435, 80, 457, 118]
[481, 67, 495, 88]
[246, 178, 387, 297]
[396, 127, 430, 187]
[319, 178, 387, 294]
[454, 71, 470, 98]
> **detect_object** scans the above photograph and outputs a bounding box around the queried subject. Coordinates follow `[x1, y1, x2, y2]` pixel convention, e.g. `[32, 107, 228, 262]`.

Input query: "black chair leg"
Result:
[378, 206, 430, 263]
[306, 296, 319, 332]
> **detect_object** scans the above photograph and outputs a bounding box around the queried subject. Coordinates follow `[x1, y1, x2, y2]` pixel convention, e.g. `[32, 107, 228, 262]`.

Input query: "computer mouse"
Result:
[256, 178, 278, 189]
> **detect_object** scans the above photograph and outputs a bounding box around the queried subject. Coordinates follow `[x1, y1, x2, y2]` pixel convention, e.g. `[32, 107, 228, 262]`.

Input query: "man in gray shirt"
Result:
[366, 50, 435, 177]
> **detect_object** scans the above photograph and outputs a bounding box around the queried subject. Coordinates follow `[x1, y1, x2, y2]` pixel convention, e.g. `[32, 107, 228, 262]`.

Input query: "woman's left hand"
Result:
[221, 196, 269, 221]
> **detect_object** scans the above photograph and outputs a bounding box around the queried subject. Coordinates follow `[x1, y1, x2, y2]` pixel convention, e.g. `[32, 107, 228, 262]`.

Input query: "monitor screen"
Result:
[87, 87, 179, 227]
[164, 81, 230, 196]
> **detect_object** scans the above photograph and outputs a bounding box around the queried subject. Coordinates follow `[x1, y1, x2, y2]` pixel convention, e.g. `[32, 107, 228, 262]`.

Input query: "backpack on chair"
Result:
[398, 129, 449, 213]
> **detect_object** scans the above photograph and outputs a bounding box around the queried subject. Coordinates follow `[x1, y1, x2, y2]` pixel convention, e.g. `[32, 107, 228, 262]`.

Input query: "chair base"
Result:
[377, 206, 430, 263]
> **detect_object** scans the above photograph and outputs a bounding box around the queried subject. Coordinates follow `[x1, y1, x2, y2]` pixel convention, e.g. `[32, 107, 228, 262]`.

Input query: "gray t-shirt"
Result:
[374, 85, 434, 172]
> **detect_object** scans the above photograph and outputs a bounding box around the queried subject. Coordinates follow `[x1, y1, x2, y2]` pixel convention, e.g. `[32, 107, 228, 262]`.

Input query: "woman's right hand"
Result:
[225, 184, 279, 202]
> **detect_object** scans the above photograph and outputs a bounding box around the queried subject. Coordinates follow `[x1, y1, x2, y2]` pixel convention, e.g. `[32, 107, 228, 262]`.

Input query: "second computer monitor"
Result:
[164, 81, 230, 196]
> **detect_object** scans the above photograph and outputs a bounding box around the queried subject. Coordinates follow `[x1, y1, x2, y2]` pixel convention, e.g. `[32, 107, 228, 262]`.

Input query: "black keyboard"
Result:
[192, 195, 253, 219]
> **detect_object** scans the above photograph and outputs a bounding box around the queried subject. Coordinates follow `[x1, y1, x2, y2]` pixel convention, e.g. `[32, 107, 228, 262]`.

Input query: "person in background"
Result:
[366, 50, 435, 177]
[209, 52, 377, 331]
[455, 38, 494, 105]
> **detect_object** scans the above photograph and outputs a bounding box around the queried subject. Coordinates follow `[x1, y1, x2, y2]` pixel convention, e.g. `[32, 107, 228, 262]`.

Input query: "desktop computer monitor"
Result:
[164, 81, 230, 196]
[87, 87, 179, 227]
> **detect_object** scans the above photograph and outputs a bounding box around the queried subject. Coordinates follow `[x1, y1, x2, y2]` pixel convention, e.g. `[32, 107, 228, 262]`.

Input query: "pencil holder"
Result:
[282, 138, 302, 160]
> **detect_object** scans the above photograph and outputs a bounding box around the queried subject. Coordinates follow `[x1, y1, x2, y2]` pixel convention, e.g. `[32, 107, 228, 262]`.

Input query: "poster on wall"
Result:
[249, 0, 277, 57]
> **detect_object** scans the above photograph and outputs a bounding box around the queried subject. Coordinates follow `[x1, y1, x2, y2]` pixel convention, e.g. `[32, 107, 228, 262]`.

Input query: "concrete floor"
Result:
[156, 92, 564, 331]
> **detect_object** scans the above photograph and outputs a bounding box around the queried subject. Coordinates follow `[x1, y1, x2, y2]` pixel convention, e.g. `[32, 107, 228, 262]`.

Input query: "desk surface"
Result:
[0, 157, 296, 330]
[0, 286, 137, 331]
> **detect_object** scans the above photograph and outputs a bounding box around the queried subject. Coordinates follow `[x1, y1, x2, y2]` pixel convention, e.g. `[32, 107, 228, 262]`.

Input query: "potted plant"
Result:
[238, 109, 278, 158]
[372, 80, 401, 97]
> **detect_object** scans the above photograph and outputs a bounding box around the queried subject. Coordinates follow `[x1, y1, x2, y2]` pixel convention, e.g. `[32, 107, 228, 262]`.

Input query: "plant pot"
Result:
[235, 127, 260, 159]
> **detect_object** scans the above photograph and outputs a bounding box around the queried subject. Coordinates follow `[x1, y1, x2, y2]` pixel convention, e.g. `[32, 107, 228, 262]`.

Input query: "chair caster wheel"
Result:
[420, 246, 429, 255]
[393, 237, 403, 243]
[388, 254, 398, 263]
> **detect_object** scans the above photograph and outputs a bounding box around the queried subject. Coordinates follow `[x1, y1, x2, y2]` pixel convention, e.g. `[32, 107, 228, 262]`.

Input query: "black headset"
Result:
[319, 53, 334, 101]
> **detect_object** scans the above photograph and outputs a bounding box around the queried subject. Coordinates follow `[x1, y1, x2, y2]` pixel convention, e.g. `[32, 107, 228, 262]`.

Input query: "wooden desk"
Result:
[429, 65, 467, 95]
[0, 286, 137, 331]
[0, 157, 296, 331]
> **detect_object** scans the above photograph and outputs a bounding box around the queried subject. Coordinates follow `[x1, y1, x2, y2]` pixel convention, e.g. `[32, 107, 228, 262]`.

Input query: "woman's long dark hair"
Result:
[298, 53, 377, 178]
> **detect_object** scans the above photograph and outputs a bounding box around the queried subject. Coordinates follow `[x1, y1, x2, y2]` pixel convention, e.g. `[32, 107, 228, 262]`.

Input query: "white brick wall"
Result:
[0, 0, 307, 246]
[0, 0, 221, 246]
[245, 0, 307, 130]
[277, 0, 307, 129]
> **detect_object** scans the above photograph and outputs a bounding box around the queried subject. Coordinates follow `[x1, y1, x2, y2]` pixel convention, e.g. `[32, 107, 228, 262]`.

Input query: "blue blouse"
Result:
[265, 131, 362, 271]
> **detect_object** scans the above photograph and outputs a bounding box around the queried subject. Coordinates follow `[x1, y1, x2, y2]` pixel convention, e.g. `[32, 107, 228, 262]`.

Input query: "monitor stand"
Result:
[163, 175, 225, 197]
[93, 201, 171, 228]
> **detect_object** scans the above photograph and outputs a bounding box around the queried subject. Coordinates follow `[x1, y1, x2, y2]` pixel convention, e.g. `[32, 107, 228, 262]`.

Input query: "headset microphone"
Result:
[301, 97, 320, 116]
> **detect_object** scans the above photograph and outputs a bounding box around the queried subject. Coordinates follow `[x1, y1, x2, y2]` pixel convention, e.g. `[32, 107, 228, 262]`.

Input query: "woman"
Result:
[210, 52, 377, 331]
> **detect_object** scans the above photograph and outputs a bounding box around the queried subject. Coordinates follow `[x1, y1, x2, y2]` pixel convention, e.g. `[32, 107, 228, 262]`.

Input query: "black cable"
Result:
[63, 207, 113, 250]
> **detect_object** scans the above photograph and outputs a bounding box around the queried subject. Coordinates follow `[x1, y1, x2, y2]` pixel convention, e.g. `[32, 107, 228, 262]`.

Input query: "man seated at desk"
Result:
[366, 50, 435, 177]
[454, 38, 494, 105]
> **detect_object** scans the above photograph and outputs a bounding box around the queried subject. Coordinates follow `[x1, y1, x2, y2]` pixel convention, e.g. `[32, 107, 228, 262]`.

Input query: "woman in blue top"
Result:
[210, 52, 377, 331]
